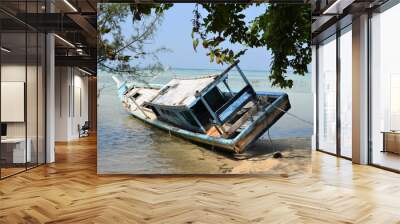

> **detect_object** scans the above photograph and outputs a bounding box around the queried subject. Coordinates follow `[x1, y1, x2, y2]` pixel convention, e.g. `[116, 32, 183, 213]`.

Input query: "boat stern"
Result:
[232, 92, 291, 153]
[112, 75, 128, 100]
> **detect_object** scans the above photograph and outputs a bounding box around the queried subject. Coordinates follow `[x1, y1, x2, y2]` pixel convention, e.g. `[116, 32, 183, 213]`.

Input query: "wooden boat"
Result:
[113, 61, 290, 153]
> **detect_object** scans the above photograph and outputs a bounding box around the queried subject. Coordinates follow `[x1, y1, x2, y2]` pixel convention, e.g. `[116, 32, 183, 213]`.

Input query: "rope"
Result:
[266, 102, 314, 127]
[261, 99, 313, 154]
[267, 129, 276, 152]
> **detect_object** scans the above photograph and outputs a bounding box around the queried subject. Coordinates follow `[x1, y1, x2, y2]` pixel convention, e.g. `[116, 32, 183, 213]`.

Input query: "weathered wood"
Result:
[225, 102, 258, 136]
[130, 96, 150, 119]
[235, 100, 290, 153]
[206, 126, 221, 137]
[235, 64, 251, 86]
[199, 94, 222, 125]
[123, 91, 289, 153]
[189, 109, 206, 132]
[150, 76, 216, 107]
[222, 79, 233, 94]
[114, 61, 291, 153]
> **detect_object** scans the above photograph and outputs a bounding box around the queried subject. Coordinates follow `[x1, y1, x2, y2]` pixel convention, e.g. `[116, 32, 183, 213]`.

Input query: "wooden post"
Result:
[235, 65, 251, 86]
[130, 97, 149, 119]
[188, 109, 206, 132]
[223, 79, 233, 95]
[199, 94, 221, 125]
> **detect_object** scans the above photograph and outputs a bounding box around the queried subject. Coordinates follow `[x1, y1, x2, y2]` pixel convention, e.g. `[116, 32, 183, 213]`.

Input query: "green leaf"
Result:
[209, 51, 215, 62]
[193, 39, 199, 51]
[190, 3, 311, 89]
[216, 55, 221, 64]
[202, 40, 209, 48]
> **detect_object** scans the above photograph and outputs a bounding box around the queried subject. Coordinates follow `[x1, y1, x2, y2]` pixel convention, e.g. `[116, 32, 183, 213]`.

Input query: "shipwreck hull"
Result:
[114, 61, 291, 154]
[126, 92, 290, 153]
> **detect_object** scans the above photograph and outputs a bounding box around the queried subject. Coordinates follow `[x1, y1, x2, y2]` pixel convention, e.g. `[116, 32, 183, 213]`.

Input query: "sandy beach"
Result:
[170, 136, 312, 175]
[99, 119, 311, 174]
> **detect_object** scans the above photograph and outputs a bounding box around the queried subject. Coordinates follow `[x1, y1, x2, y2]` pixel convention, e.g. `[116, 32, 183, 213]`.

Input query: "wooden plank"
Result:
[235, 100, 290, 153]
[224, 102, 258, 136]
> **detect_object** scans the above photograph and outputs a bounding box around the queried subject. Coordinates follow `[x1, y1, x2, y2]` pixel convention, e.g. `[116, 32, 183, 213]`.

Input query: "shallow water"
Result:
[97, 68, 312, 174]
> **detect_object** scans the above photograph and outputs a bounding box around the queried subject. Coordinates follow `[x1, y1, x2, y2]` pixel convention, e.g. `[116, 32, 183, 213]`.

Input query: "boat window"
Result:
[192, 101, 212, 128]
[160, 109, 168, 115]
[151, 106, 160, 116]
[224, 67, 248, 92]
[160, 108, 176, 117]
[181, 111, 197, 127]
[132, 92, 141, 99]
[204, 87, 227, 111]
[158, 86, 170, 96]
[145, 104, 160, 116]
[216, 80, 233, 99]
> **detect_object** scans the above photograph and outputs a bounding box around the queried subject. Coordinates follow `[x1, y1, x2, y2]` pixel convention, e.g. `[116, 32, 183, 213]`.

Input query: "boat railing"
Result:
[215, 85, 256, 123]
[192, 61, 257, 126]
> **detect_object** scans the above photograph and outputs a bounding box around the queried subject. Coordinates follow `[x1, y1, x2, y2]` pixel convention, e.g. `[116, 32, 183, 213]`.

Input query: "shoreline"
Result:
[98, 136, 311, 175]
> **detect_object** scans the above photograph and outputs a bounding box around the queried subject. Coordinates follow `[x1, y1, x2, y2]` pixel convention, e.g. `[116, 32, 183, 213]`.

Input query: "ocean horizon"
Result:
[99, 67, 311, 93]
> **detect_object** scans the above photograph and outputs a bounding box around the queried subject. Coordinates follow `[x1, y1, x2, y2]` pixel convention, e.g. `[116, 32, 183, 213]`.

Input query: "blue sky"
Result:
[123, 3, 272, 71]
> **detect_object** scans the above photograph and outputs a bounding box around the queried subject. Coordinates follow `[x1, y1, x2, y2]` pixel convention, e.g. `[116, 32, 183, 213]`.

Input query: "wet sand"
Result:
[229, 138, 311, 174]
[98, 115, 311, 175]
[155, 136, 312, 175]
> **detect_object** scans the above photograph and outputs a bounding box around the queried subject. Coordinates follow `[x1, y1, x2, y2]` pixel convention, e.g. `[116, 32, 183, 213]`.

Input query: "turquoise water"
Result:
[97, 68, 313, 174]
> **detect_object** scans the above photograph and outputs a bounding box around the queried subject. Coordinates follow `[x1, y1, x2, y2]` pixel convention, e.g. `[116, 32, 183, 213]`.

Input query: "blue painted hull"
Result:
[127, 92, 290, 153]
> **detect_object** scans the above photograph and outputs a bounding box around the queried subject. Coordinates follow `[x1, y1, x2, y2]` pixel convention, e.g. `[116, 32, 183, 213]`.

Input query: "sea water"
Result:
[97, 68, 312, 174]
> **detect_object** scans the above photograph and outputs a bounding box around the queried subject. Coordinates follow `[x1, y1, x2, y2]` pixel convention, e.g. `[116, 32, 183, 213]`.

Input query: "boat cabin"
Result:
[144, 61, 258, 138]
